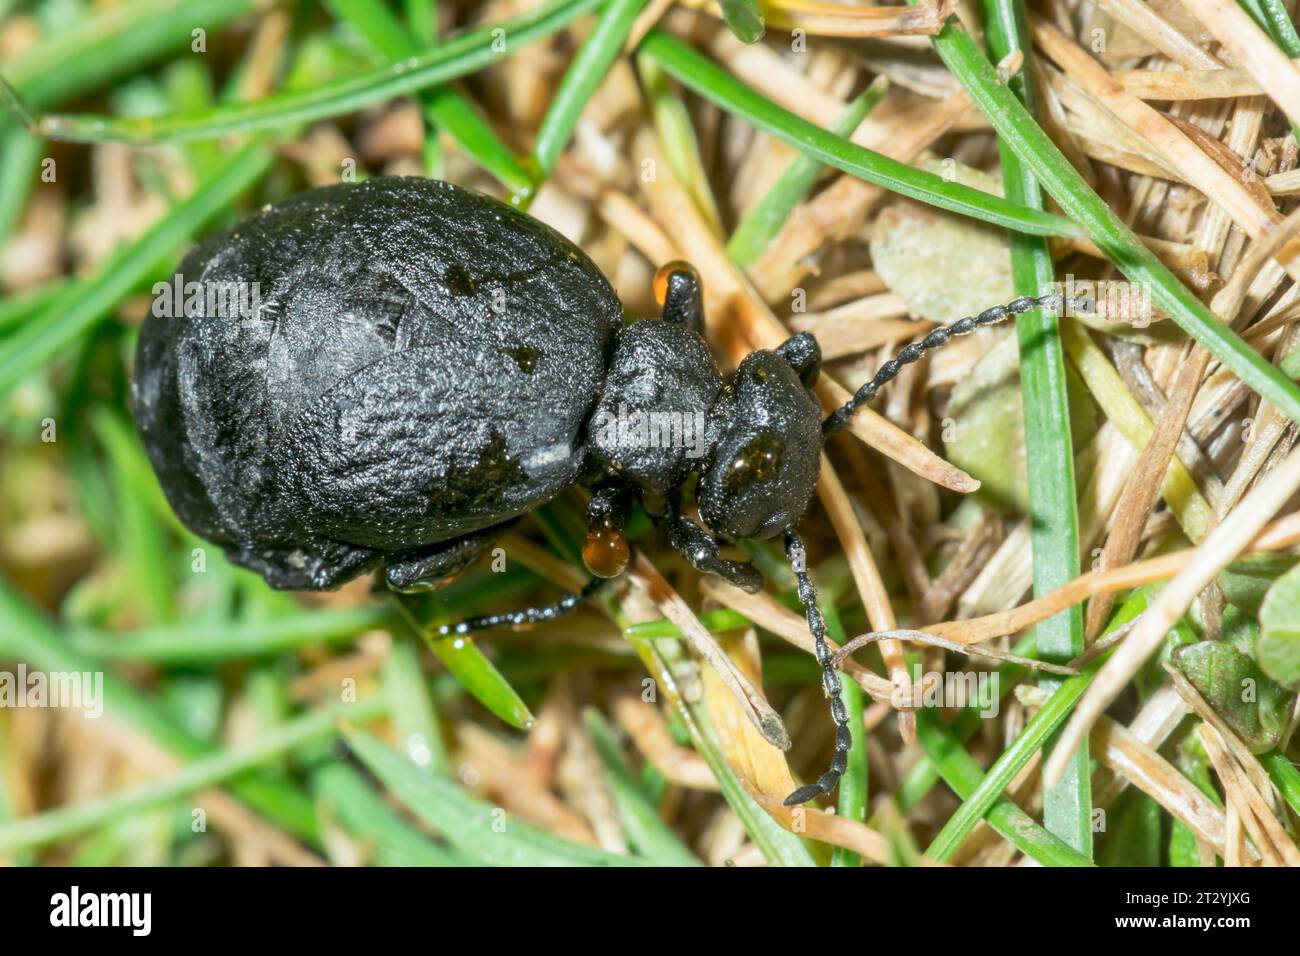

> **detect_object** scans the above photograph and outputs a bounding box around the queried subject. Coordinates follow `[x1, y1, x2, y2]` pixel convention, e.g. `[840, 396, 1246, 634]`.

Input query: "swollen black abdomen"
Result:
[133, 177, 623, 589]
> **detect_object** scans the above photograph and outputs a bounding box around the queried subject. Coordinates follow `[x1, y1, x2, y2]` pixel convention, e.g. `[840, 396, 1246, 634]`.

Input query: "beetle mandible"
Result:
[134, 176, 1066, 806]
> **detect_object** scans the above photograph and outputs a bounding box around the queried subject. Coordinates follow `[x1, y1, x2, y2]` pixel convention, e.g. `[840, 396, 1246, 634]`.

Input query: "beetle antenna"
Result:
[822, 292, 1072, 435]
[435, 578, 606, 636]
[782, 528, 852, 806]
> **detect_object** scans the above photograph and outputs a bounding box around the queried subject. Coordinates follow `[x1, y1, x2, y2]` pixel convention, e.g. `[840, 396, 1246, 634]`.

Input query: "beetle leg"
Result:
[583, 485, 632, 578]
[434, 578, 607, 636]
[654, 261, 704, 333]
[781, 528, 851, 806]
[231, 539, 384, 592]
[660, 501, 763, 593]
[383, 520, 517, 593]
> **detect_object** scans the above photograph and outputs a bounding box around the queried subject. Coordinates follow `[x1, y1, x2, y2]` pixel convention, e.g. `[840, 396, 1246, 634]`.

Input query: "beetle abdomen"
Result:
[134, 177, 623, 588]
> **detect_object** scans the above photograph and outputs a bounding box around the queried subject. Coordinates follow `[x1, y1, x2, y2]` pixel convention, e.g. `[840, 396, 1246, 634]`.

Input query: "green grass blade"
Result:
[162, 58, 225, 180]
[13, 0, 603, 144]
[383, 636, 450, 774]
[924, 591, 1151, 861]
[423, 88, 533, 193]
[728, 77, 887, 270]
[0, 280, 69, 332]
[3, 0, 260, 109]
[627, 637, 817, 865]
[1256, 0, 1300, 54]
[312, 764, 467, 866]
[90, 407, 174, 624]
[389, 592, 536, 730]
[1261, 749, 1300, 817]
[719, 0, 765, 42]
[329, 0, 415, 54]
[345, 728, 650, 865]
[406, 0, 439, 45]
[1237, 0, 1300, 138]
[533, 0, 648, 178]
[71, 606, 394, 663]
[637, 52, 726, 232]
[925, 660, 1102, 862]
[0, 140, 273, 399]
[624, 607, 752, 638]
[0, 578, 321, 842]
[637, 30, 1081, 239]
[584, 708, 701, 865]
[1237, 0, 1300, 56]
[325, 0, 534, 194]
[915, 3, 1300, 429]
[0, 696, 385, 853]
[0, 124, 41, 251]
[914, 710, 1094, 866]
[893, 633, 1039, 814]
[984, 0, 1090, 858]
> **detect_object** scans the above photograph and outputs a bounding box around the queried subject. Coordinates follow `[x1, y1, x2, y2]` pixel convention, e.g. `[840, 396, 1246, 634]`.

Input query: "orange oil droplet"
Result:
[653, 260, 697, 307]
[583, 526, 629, 579]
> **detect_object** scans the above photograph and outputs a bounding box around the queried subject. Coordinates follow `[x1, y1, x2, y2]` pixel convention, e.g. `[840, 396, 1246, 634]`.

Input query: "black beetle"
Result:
[134, 176, 1064, 805]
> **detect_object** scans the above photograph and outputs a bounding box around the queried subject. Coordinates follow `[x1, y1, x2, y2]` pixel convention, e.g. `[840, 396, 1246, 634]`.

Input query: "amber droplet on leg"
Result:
[583, 484, 632, 578]
[652, 259, 697, 307]
[582, 525, 629, 578]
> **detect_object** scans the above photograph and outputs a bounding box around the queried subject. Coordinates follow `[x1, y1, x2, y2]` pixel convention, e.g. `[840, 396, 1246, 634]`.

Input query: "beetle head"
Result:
[697, 334, 823, 540]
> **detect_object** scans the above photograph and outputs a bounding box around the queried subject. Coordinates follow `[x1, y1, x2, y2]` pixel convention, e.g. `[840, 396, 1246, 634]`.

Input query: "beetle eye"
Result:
[723, 433, 784, 496]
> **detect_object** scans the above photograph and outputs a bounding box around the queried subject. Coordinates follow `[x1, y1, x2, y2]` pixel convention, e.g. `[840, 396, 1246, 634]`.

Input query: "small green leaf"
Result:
[1219, 553, 1300, 616]
[942, 333, 1093, 511]
[1172, 641, 1295, 753]
[1219, 604, 1261, 658]
[1097, 790, 1161, 867]
[1259, 563, 1300, 689]
[943, 354, 1027, 510]
[870, 197, 1016, 325]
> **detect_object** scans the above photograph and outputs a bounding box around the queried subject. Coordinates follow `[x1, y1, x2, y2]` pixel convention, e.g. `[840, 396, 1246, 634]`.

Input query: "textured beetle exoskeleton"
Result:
[134, 178, 623, 589]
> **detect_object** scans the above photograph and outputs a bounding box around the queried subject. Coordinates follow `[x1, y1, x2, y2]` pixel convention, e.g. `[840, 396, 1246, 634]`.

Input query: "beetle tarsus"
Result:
[783, 783, 825, 807]
[782, 528, 853, 807]
[823, 292, 1072, 435]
